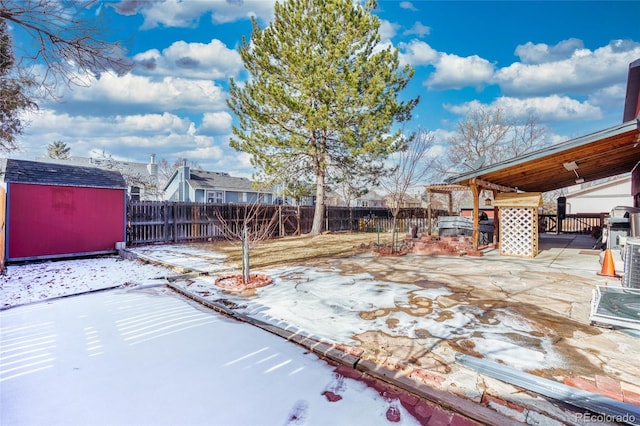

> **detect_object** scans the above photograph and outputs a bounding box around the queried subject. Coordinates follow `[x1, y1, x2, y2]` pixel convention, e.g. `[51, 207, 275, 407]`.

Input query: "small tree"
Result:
[46, 141, 70, 159]
[379, 128, 436, 253]
[215, 202, 279, 285]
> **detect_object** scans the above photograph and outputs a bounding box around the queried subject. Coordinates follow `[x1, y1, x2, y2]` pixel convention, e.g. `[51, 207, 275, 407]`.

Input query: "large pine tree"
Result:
[228, 0, 418, 235]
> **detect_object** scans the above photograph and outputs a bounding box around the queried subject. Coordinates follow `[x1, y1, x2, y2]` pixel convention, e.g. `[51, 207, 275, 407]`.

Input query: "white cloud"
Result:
[427, 53, 495, 90]
[398, 40, 438, 66]
[444, 95, 601, 122]
[14, 109, 244, 173]
[495, 39, 640, 96]
[174, 145, 225, 161]
[378, 19, 399, 41]
[515, 38, 585, 64]
[399, 2, 418, 12]
[398, 41, 494, 89]
[135, 0, 276, 29]
[200, 112, 233, 135]
[403, 21, 430, 38]
[53, 73, 227, 114]
[587, 83, 627, 111]
[134, 39, 242, 80]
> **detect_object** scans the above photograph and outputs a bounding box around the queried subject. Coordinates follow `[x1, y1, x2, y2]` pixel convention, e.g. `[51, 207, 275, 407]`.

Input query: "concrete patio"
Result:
[128, 233, 640, 425]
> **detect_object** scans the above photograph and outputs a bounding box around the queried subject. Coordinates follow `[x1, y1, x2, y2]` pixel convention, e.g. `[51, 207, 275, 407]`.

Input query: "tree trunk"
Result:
[310, 170, 326, 235]
[391, 214, 398, 253]
[242, 224, 250, 284]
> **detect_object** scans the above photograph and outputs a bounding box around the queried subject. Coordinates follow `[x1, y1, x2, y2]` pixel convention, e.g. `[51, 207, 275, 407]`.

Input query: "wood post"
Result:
[471, 184, 479, 251]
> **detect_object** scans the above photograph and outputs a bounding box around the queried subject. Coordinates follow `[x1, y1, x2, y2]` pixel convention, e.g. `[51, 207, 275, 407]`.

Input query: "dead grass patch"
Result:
[199, 231, 395, 269]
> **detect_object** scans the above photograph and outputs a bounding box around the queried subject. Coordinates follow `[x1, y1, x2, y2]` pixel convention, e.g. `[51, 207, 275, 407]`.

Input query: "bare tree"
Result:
[215, 203, 279, 285]
[332, 160, 379, 207]
[379, 128, 436, 253]
[0, 0, 133, 93]
[157, 158, 202, 188]
[436, 106, 547, 180]
[0, 0, 132, 150]
[91, 150, 160, 200]
[506, 114, 549, 157]
[0, 19, 37, 152]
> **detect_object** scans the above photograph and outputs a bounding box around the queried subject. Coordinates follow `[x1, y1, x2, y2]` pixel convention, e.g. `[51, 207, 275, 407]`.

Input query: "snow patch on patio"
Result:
[178, 264, 566, 371]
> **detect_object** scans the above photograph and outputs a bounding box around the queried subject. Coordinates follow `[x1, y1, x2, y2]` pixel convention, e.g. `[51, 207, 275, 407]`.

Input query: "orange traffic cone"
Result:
[598, 248, 620, 278]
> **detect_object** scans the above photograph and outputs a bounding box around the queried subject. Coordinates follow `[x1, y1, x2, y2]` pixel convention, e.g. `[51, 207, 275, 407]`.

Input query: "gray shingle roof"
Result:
[187, 170, 256, 191]
[4, 159, 126, 189]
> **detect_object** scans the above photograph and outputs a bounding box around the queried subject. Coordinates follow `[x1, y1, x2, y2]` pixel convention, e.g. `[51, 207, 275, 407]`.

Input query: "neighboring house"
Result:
[325, 191, 348, 207]
[37, 154, 160, 201]
[2, 159, 126, 262]
[354, 190, 386, 207]
[564, 174, 632, 214]
[163, 161, 274, 204]
[385, 193, 423, 208]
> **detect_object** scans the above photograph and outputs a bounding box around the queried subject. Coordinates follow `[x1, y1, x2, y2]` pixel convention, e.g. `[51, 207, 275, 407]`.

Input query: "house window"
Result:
[130, 186, 140, 201]
[207, 191, 224, 203]
[240, 192, 247, 203]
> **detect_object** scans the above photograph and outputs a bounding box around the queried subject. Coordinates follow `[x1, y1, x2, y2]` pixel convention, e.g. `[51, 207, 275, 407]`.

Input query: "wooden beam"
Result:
[469, 178, 517, 193]
[470, 184, 479, 251]
[492, 189, 499, 245]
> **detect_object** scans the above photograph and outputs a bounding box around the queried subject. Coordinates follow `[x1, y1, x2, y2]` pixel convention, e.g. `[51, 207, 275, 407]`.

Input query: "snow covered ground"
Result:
[175, 264, 565, 371]
[0, 256, 170, 309]
[0, 256, 425, 425]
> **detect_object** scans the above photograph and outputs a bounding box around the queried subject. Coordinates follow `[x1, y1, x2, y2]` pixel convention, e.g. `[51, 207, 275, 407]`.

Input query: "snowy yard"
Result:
[3, 242, 637, 425]
[0, 256, 444, 426]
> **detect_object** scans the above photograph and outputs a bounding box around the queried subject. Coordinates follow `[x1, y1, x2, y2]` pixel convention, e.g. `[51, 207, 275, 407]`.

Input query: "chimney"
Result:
[147, 153, 158, 176]
[623, 58, 640, 122]
[179, 159, 190, 201]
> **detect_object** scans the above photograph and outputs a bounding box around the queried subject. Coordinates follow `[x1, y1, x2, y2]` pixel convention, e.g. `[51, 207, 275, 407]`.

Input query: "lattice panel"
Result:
[499, 207, 538, 258]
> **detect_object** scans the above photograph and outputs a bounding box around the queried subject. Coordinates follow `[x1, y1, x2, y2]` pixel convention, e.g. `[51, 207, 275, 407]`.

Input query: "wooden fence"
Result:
[126, 201, 438, 245]
[539, 213, 605, 234]
[126, 201, 606, 246]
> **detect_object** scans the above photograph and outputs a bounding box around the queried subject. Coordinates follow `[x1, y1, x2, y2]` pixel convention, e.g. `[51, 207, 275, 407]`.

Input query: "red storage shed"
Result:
[3, 159, 127, 262]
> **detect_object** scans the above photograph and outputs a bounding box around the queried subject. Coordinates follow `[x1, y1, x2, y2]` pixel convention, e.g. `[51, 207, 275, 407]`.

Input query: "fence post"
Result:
[173, 203, 178, 243]
[162, 201, 171, 243]
[325, 204, 329, 232]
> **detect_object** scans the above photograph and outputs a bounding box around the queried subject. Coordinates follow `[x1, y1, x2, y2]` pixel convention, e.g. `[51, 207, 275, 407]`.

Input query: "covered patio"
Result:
[445, 118, 640, 251]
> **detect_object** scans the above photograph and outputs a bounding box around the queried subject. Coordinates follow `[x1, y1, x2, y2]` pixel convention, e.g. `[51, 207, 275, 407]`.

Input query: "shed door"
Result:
[0, 186, 5, 273]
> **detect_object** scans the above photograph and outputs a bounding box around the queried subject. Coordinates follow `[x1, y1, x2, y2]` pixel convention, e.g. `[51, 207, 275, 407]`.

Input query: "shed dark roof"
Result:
[4, 159, 126, 189]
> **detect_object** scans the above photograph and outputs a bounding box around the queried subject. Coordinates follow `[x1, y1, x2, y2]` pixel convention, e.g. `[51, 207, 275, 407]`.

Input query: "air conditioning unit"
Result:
[623, 237, 640, 288]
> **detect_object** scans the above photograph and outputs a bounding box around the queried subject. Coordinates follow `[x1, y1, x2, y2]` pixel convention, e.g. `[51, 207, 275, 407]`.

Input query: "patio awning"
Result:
[446, 119, 640, 193]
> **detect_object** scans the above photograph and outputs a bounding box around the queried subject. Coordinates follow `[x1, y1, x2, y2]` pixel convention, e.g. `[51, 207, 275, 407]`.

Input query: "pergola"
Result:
[445, 119, 640, 250]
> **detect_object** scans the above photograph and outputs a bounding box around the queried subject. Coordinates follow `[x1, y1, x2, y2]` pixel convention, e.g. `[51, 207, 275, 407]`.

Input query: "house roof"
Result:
[187, 170, 257, 192]
[4, 159, 126, 189]
[447, 119, 640, 193]
[37, 156, 157, 184]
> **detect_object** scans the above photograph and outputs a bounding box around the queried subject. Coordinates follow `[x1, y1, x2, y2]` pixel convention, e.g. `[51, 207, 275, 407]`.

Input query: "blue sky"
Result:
[8, 0, 640, 179]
